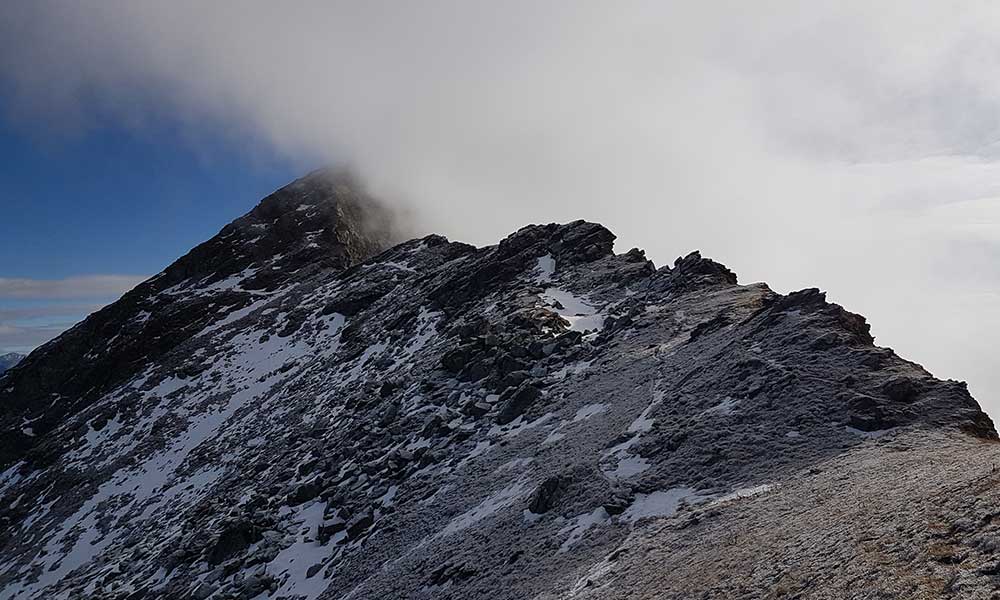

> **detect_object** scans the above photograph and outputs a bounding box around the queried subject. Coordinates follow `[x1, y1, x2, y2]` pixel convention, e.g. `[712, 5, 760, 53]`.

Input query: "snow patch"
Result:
[559, 508, 610, 552]
[622, 488, 700, 523]
[712, 484, 775, 505]
[702, 396, 739, 416]
[572, 403, 607, 422]
[263, 500, 339, 600]
[438, 481, 528, 537]
[610, 455, 650, 478]
[628, 391, 663, 433]
[549, 359, 592, 381]
[541, 288, 605, 333]
[488, 413, 554, 438]
[382, 261, 417, 273]
[535, 254, 556, 282]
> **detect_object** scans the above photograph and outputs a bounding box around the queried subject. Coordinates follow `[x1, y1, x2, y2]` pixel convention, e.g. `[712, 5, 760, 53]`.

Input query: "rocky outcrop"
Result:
[0, 176, 996, 600]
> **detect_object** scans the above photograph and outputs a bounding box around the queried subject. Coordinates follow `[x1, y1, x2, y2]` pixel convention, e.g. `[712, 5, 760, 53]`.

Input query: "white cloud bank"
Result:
[1, 1, 999, 414]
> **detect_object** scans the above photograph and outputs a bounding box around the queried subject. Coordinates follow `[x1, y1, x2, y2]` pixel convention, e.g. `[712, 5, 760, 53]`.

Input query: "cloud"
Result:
[0, 275, 147, 299]
[0, 304, 106, 321]
[0, 276, 144, 352]
[0, 2, 999, 413]
[0, 323, 73, 353]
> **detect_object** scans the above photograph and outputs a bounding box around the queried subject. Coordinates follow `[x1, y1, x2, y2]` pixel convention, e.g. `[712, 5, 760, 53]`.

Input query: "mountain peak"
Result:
[161, 168, 399, 293]
[0, 171, 400, 465]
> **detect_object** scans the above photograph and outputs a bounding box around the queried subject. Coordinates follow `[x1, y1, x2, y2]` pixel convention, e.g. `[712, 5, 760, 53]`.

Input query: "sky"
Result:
[0, 1, 999, 416]
[0, 115, 300, 350]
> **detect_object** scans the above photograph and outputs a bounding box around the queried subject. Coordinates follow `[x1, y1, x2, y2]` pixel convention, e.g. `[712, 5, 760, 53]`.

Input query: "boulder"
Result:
[495, 383, 542, 425]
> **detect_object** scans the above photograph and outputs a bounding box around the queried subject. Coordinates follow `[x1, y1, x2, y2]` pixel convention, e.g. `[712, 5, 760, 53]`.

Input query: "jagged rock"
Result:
[190, 582, 217, 600]
[441, 345, 476, 373]
[207, 520, 260, 565]
[527, 475, 565, 514]
[286, 481, 322, 506]
[317, 520, 346, 544]
[305, 563, 324, 578]
[602, 491, 634, 516]
[346, 511, 374, 538]
[883, 376, 922, 403]
[495, 369, 530, 392]
[427, 562, 478, 587]
[463, 398, 493, 418]
[495, 383, 543, 425]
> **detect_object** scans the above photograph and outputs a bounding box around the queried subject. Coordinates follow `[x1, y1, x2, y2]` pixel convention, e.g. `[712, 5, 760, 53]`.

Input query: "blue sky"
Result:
[0, 116, 300, 278]
[0, 112, 302, 352]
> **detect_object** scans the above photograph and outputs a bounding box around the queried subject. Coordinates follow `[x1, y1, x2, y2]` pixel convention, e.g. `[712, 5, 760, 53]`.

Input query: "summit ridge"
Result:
[1, 176, 998, 599]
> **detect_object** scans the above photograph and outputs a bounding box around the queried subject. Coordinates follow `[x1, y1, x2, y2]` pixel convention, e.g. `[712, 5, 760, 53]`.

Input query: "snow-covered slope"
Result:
[1, 172, 998, 599]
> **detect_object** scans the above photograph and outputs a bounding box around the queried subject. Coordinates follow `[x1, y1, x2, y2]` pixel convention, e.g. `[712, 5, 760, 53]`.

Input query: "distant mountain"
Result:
[0, 170, 997, 599]
[0, 352, 24, 375]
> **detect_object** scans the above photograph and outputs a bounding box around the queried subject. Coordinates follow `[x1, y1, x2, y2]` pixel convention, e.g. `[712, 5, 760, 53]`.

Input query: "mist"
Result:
[1, 1, 999, 415]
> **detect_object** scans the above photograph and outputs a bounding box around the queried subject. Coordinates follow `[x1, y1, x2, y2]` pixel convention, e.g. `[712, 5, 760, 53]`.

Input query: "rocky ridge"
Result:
[0, 172, 997, 599]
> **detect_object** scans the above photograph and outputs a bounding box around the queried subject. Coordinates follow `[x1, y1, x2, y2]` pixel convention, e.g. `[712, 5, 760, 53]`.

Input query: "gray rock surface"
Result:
[0, 172, 996, 599]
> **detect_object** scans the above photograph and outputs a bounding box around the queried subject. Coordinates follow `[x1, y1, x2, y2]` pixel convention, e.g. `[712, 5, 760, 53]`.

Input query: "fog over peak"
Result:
[2, 1, 1000, 414]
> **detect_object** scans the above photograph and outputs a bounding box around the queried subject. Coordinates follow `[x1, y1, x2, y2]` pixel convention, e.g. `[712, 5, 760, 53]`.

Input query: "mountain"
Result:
[0, 172, 998, 599]
[0, 354, 23, 376]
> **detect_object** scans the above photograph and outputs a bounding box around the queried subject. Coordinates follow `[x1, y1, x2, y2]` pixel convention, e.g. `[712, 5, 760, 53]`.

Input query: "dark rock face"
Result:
[528, 475, 566, 514]
[0, 176, 997, 600]
[207, 520, 260, 565]
[495, 383, 542, 425]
